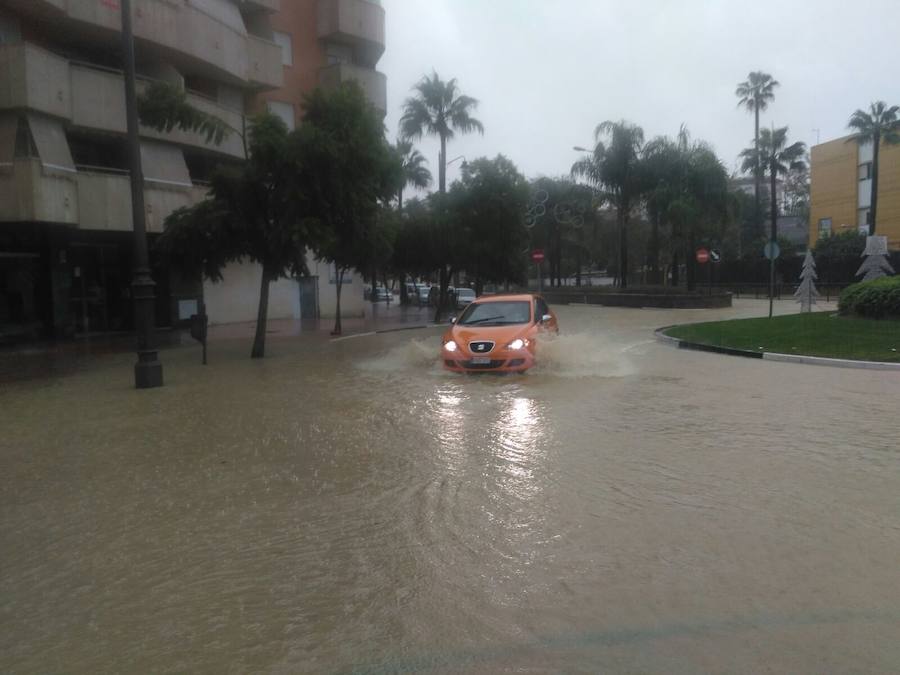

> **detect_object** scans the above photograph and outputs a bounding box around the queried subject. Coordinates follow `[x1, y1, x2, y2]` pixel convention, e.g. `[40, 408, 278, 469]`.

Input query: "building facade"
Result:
[809, 134, 900, 250]
[0, 0, 386, 341]
[204, 0, 386, 324]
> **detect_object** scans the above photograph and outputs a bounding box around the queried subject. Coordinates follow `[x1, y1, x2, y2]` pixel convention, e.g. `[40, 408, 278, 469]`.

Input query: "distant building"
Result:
[809, 134, 900, 249]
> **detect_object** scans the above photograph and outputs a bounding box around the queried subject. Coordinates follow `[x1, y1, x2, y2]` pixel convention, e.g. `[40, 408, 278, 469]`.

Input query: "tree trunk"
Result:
[398, 186, 404, 212]
[332, 267, 344, 335]
[870, 131, 880, 234]
[434, 266, 450, 322]
[650, 212, 660, 284]
[671, 250, 680, 287]
[686, 231, 696, 291]
[251, 266, 271, 358]
[754, 106, 761, 241]
[619, 207, 629, 289]
[400, 274, 409, 305]
[439, 135, 447, 194]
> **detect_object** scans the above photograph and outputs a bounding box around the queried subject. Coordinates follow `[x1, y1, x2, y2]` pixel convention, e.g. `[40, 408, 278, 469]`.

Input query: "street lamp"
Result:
[122, 0, 163, 388]
[573, 146, 591, 153]
[447, 154, 467, 169]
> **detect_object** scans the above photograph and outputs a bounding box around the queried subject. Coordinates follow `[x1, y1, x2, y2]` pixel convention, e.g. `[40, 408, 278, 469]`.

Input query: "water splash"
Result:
[530, 331, 636, 378]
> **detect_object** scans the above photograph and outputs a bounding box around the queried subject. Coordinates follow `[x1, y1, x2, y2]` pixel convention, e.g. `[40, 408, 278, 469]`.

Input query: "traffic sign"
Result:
[710, 249, 721, 263]
[531, 249, 545, 263]
[695, 248, 709, 264]
[763, 241, 781, 260]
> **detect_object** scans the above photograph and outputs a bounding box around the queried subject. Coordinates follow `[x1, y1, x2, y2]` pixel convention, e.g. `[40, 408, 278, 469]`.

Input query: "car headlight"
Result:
[444, 340, 458, 352]
[507, 338, 528, 350]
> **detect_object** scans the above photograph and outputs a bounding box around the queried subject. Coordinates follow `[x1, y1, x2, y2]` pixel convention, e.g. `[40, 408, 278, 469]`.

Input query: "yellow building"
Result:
[809, 134, 900, 250]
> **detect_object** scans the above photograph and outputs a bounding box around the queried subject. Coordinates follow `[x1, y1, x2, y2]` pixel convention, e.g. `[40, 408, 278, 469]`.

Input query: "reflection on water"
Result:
[2, 302, 900, 673]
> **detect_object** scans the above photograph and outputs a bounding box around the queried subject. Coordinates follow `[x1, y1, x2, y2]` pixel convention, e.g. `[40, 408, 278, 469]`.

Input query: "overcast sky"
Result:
[380, 0, 899, 190]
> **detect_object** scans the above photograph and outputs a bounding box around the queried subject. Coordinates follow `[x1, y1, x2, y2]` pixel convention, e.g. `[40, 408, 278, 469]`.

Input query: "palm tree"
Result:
[736, 71, 779, 240]
[572, 120, 644, 288]
[847, 101, 900, 235]
[740, 126, 806, 316]
[396, 139, 432, 211]
[399, 72, 484, 194]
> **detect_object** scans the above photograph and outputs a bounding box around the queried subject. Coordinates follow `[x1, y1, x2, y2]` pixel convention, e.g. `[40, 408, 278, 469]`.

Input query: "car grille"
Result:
[468, 341, 495, 354]
[459, 359, 506, 370]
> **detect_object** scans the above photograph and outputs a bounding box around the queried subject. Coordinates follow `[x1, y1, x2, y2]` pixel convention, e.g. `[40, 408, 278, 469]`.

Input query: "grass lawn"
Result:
[665, 312, 900, 362]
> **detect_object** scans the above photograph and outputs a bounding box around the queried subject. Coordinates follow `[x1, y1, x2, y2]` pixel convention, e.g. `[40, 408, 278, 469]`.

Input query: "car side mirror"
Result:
[450, 317, 456, 324]
[541, 314, 552, 323]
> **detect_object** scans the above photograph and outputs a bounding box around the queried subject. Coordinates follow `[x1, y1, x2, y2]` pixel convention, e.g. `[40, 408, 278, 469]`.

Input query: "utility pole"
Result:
[122, 0, 163, 388]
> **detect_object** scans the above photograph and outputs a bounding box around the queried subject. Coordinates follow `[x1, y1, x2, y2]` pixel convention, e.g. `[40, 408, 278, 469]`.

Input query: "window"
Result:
[858, 208, 871, 228]
[858, 163, 871, 181]
[266, 101, 295, 131]
[818, 218, 832, 236]
[273, 31, 292, 66]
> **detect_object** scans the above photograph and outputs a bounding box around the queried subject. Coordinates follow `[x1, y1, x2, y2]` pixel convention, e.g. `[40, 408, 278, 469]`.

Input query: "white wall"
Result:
[307, 255, 365, 319]
[204, 260, 300, 326]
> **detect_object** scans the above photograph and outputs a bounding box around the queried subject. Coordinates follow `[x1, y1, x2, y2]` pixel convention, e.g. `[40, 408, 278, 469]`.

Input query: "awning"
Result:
[26, 114, 75, 172]
[140, 141, 191, 187]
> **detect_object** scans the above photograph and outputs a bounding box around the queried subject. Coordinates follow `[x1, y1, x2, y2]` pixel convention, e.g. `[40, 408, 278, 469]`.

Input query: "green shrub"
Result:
[839, 276, 900, 319]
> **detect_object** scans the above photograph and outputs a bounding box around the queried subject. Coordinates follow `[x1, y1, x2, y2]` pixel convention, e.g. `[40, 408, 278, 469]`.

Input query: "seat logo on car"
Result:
[469, 341, 494, 353]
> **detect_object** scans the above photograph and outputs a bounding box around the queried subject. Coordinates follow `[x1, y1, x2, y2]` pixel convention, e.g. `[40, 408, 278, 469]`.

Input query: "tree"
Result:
[741, 126, 806, 316]
[396, 140, 432, 211]
[157, 114, 317, 358]
[736, 71, 779, 242]
[814, 230, 866, 282]
[298, 83, 402, 336]
[572, 120, 645, 288]
[847, 101, 900, 235]
[399, 71, 483, 194]
[138, 81, 237, 151]
[452, 155, 530, 295]
[794, 250, 820, 312]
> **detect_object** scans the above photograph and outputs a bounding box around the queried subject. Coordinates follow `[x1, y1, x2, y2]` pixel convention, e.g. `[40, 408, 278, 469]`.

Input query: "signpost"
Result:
[532, 249, 545, 292]
[695, 248, 709, 264]
[710, 249, 721, 264]
[763, 240, 781, 318]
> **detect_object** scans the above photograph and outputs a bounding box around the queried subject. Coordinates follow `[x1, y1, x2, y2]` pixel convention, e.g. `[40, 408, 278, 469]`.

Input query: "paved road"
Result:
[2, 299, 899, 673]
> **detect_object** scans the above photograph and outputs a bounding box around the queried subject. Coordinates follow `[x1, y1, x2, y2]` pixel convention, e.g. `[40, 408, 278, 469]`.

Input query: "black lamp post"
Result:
[121, 0, 163, 388]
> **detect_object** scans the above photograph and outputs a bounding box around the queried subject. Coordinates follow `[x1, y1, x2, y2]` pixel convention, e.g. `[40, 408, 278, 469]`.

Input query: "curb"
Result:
[654, 327, 900, 371]
[331, 323, 444, 342]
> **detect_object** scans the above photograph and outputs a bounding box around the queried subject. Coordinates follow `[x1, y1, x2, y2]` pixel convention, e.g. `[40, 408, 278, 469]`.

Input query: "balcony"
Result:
[317, 0, 386, 67]
[19, 0, 283, 90]
[0, 159, 78, 225]
[246, 35, 284, 89]
[0, 43, 72, 120]
[318, 63, 386, 115]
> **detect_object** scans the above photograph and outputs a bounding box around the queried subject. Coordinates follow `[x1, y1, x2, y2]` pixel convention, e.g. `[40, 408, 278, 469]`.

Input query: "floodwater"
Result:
[2, 301, 900, 674]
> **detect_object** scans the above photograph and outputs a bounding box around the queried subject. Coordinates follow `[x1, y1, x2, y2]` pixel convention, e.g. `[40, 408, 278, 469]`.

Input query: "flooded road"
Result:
[3, 301, 900, 673]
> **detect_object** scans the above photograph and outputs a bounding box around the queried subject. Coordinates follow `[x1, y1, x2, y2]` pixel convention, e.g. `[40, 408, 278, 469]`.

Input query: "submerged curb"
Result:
[654, 326, 900, 371]
[330, 323, 444, 342]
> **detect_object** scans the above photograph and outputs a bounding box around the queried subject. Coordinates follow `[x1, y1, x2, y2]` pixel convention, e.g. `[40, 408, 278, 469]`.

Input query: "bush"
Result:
[839, 276, 900, 319]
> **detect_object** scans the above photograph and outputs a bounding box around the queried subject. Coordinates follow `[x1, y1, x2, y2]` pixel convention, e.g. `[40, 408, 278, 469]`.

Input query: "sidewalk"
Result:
[0, 301, 444, 384]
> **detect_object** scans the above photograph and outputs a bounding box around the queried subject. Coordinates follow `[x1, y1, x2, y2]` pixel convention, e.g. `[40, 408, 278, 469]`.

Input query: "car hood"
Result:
[446, 323, 532, 344]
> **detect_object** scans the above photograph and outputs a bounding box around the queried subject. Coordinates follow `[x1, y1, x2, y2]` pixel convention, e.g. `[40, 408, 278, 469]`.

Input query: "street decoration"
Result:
[856, 235, 895, 282]
[794, 249, 820, 313]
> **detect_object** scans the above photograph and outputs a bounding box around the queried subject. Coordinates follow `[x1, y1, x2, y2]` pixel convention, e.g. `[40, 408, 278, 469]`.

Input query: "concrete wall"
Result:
[308, 257, 364, 319]
[318, 62, 386, 114]
[203, 260, 300, 326]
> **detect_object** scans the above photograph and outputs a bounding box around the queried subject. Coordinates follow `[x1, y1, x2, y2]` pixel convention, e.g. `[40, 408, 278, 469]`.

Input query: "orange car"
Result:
[441, 293, 559, 373]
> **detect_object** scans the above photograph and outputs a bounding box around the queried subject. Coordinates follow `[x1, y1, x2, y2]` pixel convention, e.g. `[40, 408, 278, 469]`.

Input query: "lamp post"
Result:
[122, 0, 163, 388]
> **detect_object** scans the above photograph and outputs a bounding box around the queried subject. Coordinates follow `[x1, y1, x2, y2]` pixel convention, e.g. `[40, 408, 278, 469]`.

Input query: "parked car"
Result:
[441, 294, 559, 373]
[429, 286, 456, 307]
[372, 286, 392, 302]
[415, 285, 431, 306]
[455, 287, 476, 309]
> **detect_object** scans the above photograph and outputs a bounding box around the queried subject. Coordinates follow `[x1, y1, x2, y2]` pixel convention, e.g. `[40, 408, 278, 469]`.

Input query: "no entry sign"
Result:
[695, 248, 710, 264]
[531, 249, 545, 263]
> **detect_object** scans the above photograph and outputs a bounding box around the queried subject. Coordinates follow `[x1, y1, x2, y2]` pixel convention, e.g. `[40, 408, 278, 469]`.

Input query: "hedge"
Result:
[838, 276, 900, 319]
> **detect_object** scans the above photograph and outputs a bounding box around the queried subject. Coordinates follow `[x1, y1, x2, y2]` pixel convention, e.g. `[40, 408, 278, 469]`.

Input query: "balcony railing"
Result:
[318, 62, 386, 115]
[317, 0, 386, 68]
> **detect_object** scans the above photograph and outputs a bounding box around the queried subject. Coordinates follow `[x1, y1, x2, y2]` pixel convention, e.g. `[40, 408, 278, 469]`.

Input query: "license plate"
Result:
[470, 356, 491, 365]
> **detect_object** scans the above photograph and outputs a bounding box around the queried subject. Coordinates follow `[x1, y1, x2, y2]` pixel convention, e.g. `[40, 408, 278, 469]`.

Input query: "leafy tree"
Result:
[847, 101, 900, 235]
[572, 120, 645, 288]
[399, 71, 483, 193]
[396, 140, 432, 211]
[813, 230, 866, 282]
[158, 114, 316, 359]
[452, 156, 530, 295]
[528, 177, 596, 286]
[138, 81, 236, 150]
[297, 83, 402, 335]
[736, 71, 779, 241]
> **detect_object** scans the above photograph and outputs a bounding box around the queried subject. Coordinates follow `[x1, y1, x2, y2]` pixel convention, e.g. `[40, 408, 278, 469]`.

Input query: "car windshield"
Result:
[457, 301, 531, 325]
[458, 290, 475, 298]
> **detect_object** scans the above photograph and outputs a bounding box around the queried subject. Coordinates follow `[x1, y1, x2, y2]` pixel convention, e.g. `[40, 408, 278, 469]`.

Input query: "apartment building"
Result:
[0, 0, 386, 341]
[204, 0, 386, 325]
[809, 134, 900, 250]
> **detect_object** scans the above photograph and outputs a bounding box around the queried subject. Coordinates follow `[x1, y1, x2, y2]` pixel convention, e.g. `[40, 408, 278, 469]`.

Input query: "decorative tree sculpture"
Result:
[856, 235, 895, 281]
[794, 249, 820, 312]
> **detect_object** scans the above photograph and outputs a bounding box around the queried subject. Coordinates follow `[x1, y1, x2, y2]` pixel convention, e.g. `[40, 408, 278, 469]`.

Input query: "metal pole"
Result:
[122, 0, 163, 388]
